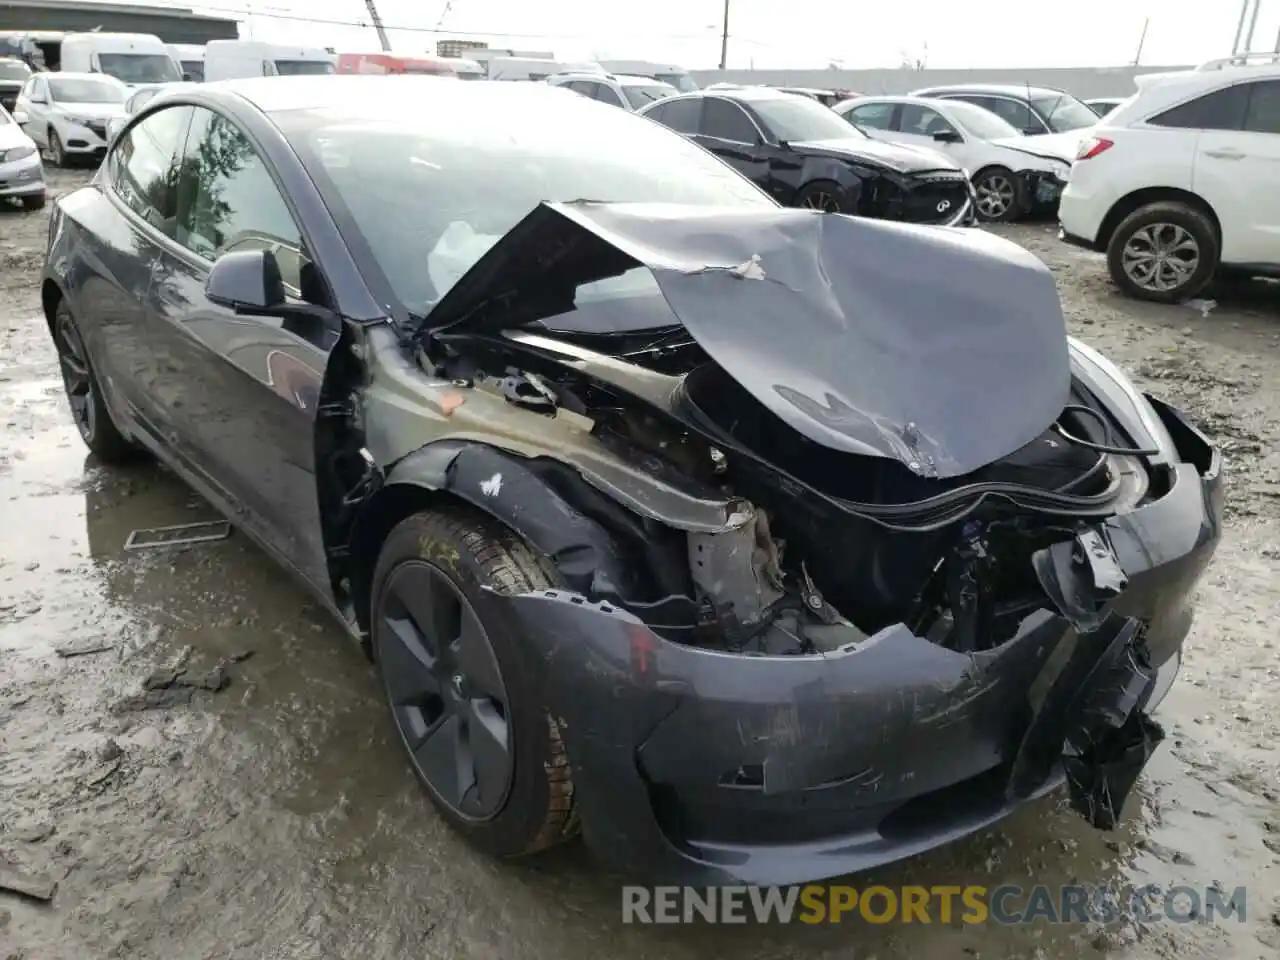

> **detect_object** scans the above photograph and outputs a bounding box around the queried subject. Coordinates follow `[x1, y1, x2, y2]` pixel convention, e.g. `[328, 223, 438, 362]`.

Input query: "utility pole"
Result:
[364, 0, 392, 52]
[719, 0, 730, 70]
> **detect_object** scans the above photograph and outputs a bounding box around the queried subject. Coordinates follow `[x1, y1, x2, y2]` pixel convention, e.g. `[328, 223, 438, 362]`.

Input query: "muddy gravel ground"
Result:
[2, 169, 1279, 960]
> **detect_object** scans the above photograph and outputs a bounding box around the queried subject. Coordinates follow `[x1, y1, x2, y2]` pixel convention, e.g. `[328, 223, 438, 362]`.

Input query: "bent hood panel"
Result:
[990, 130, 1081, 164]
[423, 201, 1071, 478]
[788, 137, 957, 173]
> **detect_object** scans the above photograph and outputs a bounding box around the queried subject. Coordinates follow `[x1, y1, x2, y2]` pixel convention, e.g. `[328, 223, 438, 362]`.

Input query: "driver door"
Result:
[144, 104, 337, 588]
[693, 97, 771, 191]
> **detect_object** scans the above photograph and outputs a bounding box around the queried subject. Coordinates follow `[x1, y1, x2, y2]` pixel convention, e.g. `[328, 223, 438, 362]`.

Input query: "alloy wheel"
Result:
[975, 173, 1015, 219]
[49, 130, 64, 167]
[802, 191, 841, 212]
[1121, 223, 1200, 294]
[55, 315, 95, 442]
[378, 560, 514, 821]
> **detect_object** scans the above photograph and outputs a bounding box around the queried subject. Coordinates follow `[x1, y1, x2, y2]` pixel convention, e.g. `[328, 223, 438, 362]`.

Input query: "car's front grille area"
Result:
[872, 173, 971, 225]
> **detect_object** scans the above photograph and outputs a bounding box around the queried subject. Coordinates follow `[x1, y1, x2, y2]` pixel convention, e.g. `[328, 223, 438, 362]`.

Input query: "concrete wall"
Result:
[0, 1, 238, 45]
[690, 66, 1195, 100]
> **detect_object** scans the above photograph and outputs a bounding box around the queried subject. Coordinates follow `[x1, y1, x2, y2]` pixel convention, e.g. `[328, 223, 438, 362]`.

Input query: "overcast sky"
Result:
[185, 0, 1280, 69]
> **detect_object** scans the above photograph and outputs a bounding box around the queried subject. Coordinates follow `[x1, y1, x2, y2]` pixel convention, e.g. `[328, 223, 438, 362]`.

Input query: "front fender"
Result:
[794, 156, 865, 203]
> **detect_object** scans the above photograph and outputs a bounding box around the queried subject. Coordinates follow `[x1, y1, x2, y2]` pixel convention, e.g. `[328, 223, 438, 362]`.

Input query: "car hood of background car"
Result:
[419, 201, 1072, 479]
[0, 119, 34, 150]
[55, 101, 126, 119]
[786, 136, 957, 173]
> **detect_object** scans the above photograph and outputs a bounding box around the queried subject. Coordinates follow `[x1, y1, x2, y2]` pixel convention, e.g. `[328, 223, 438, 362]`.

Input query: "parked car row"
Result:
[38, 74, 1224, 887]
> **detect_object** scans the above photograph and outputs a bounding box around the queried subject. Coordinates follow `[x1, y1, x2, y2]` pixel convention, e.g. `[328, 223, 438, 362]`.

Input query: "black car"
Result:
[639, 86, 976, 225]
[43, 77, 1223, 886]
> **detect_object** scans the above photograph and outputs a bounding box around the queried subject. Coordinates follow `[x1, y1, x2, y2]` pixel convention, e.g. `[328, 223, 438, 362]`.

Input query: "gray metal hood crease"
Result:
[423, 201, 1073, 479]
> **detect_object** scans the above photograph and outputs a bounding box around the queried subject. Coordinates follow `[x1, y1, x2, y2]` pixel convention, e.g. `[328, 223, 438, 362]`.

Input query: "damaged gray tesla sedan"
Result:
[42, 76, 1223, 886]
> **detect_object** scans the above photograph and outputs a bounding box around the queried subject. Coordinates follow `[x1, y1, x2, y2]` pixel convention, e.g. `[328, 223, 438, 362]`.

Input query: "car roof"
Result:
[694, 85, 806, 103]
[914, 83, 1067, 99]
[614, 74, 671, 86]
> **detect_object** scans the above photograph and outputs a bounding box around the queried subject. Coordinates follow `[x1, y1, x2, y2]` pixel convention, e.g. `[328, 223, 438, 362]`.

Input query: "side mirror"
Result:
[12, 109, 27, 123]
[205, 249, 286, 314]
[932, 129, 963, 143]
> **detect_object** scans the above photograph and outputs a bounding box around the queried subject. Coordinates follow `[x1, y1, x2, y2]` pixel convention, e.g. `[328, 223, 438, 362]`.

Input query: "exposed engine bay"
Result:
[418, 320, 1156, 659]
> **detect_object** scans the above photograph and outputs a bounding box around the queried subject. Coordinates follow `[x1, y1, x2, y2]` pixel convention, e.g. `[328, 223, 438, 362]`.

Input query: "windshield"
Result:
[622, 82, 675, 109]
[274, 59, 335, 76]
[0, 59, 30, 81]
[749, 95, 865, 141]
[280, 90, 772, 316]
[97, 53, 181, 84]
[1031, 93, 1098, 132]
[941, 99, 1021, 139]
[48, 77, 124, 104]
[655, 72, 697, 92]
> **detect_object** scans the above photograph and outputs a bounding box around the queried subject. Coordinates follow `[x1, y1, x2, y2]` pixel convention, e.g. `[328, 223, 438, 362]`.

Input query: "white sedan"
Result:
[0, 103, 44, 210]
[832, 95, 1077, 222]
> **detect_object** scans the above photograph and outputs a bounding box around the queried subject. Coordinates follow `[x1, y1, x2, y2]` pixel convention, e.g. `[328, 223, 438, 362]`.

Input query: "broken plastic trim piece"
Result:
[123, 521, 232, 551]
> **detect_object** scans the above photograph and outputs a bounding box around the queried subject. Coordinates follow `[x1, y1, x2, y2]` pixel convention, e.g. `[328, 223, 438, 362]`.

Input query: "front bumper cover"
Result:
[489, 403, 1222, 885]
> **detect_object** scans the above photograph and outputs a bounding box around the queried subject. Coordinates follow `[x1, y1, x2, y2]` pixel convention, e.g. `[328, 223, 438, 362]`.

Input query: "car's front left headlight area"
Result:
[1, 144, 37, 163]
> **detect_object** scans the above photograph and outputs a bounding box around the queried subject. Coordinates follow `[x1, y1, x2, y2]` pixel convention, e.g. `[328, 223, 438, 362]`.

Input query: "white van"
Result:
[487, 57, 604, 82]
[59, 33, 182, 87]
[166, 43, 205, 82]
[203, 40, 335, 81]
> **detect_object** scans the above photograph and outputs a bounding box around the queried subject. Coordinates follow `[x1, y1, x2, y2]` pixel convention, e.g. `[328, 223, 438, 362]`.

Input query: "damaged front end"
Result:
[341, 202, 1222, 884]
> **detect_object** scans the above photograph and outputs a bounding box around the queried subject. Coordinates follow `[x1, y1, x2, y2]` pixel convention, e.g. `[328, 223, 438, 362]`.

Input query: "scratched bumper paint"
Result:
[485, 429, 1221, 886]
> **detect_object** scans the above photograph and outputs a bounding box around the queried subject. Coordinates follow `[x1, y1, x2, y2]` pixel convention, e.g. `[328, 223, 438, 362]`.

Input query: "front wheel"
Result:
[1106, 201, 1219, 303]
[795, 179, 849, 213]
[371, 507, 578, 858]
[47, 127, 66, 167]
[972, 166, 1024, 222]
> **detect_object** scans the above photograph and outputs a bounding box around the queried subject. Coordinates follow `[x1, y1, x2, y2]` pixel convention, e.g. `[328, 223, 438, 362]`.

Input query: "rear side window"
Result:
[1149, 84, 1248, 131]
[701, 98, 758, 142]
[107, 104, 193, 234]
[845, 102, 894, 130]
[646, 97, 701, 134]
[1243, 80, 1280, 134]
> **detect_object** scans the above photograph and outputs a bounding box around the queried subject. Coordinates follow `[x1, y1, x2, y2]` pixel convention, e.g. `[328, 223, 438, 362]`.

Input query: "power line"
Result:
[190, 3, 725, 42]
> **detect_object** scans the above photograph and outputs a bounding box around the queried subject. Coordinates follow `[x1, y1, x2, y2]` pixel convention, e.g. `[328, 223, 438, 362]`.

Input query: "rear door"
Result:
[145, 104, 337, 586]
[1191, 79, 1280, 264]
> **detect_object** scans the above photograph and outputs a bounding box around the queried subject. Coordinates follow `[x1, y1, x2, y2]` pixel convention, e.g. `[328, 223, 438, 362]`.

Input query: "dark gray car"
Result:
[42, 76, 1223, 886]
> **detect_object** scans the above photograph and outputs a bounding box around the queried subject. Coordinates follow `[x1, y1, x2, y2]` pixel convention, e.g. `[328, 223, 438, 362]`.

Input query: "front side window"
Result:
[594, 84, 626, 108]
[701, 98, 759, 142]
[959, 95, 1039, 133]
[1149, 84, 1248, 131]
[173, 107, 308, 291]
[621, 83, 673, 110]
[278, 93, 772, 313]
[97, 53, 181, 85]
[48, 77, 124, 104]
[107, 104, 193, 233]
[845, 102, 894, 130]
[1243, 80, 1280, 135]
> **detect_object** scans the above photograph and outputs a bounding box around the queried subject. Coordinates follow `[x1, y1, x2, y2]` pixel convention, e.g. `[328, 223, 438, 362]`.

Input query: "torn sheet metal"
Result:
[123, 520, 232, 551]
[419, 200, 1072, 478]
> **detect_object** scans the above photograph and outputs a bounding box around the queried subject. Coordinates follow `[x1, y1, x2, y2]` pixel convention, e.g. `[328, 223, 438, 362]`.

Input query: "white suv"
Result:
[545, 72, 677, 112]
[1059, 54, 1280, 302]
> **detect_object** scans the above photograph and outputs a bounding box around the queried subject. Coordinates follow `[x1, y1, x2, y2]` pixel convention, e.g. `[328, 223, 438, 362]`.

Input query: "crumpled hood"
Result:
[788, 136, 958, 174]
[422, 201, 1071, 478]
[990, 130, 1082, 165]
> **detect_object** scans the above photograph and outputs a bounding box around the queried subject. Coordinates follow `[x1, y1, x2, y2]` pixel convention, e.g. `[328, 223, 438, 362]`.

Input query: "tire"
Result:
[972, 165, 1024, 222]
[52, 300, 138, 463]
[371, 506, 578, 858]
[1106, 201, 1218, 303]
[47, 127, 65, 167]
[795, 179, 849, 213]
[21, 193, 46, 211]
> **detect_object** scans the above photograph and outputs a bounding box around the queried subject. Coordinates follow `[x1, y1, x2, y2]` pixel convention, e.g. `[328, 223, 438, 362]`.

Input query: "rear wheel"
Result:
[53, 301, 138, 463]
[796, 179, 848, 213]
[1106, 201, 1218, 303]
[371, 507, 577, 857]
[972, 166, 1023, 222]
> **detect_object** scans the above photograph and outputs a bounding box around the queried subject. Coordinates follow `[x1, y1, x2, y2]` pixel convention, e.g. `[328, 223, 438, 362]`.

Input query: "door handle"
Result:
[1204, 148, 1245, 160]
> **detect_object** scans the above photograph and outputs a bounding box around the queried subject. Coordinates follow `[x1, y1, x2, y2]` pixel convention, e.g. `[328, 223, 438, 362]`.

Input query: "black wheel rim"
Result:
[55, 315, 95, 442]
[802, 191, 841, 212]
[378, 561, 514, 821]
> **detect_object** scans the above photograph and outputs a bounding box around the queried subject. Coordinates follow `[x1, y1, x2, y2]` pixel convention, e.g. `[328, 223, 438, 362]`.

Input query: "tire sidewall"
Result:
[370, 510, 572, 857]
[1107, 203, 1219, 303]
[973, 166, 1023, 222]
[795, 179, 847, 213]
